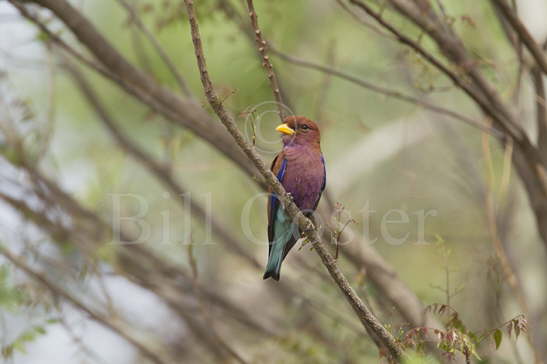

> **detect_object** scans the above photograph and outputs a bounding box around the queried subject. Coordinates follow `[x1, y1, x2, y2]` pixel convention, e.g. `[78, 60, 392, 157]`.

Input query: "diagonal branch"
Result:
[182, 0, 403, 361]
[532, 66, 547, 161]
[493, 0, 547, 76]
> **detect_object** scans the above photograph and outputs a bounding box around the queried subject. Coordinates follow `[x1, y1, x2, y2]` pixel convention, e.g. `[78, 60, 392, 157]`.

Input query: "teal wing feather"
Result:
[264, 152, 293, 280]
[267, 153, 287, 251]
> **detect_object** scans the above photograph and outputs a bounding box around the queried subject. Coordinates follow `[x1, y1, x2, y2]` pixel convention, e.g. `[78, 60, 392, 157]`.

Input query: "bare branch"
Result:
[532, 67, 547, 160]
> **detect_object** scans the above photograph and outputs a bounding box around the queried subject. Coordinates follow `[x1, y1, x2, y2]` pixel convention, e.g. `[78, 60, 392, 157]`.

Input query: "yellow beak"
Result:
[275, 123, 295, 135]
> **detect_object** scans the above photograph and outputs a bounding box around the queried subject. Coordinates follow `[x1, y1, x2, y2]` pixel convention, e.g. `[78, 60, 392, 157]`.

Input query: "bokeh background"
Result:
[1, 0, 546, 363]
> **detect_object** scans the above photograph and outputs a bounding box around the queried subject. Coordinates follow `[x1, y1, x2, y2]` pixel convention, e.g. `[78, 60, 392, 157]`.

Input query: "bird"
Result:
[263, 116, 326, 281]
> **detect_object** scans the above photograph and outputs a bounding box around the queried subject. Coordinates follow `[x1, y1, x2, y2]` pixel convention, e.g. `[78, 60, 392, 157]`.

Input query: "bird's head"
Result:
[275, 116, 321, 146]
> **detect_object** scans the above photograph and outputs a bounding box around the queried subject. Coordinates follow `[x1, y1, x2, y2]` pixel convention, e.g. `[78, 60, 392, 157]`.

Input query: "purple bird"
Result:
[263, 116, 326, 281]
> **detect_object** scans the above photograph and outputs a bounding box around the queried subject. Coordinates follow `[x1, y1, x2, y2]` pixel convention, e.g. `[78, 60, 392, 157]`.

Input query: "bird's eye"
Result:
[300, 125, 310, 130]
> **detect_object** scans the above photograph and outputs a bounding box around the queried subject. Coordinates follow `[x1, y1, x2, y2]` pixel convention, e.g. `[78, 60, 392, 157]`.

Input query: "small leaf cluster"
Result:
[400, 303, 527, 362]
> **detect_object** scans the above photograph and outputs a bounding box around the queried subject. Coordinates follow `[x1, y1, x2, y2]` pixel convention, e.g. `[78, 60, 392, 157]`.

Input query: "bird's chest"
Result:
[282, 151, 323, 211]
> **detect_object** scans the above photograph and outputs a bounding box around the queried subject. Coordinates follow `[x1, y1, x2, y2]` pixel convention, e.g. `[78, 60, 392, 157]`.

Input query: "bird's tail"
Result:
[263, 240, 284, 281]
[263, 209, 297, 281]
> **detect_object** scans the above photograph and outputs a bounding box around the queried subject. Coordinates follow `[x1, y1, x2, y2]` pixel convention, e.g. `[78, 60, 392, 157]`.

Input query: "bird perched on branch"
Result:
[263, 116, 326, 281]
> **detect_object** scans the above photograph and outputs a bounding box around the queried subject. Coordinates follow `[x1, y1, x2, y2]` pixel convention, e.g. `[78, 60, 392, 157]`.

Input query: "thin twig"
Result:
[334, 0, 391, 38]
[271, 47, 501, 138]
[116, 0, 192, 96]
[244, 0, 287, 118]
[313, 40, 336, 121]
[216, 0, 295, 112]
[185, 242, 249, 364]
[491, 0, 525, 101]
[481, 130, 539, 363]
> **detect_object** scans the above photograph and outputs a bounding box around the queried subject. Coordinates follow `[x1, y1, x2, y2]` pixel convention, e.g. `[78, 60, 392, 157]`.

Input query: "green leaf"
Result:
[1, 322, 52, 358]
[493, 329, 502, 350]
[0, 265, 24, 310]
[37, 31, 51, 42]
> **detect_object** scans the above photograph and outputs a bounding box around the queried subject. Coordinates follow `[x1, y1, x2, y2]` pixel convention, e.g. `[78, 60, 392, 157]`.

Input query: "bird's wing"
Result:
[268, 152, 287, 251]
[313, 154, 327, 211]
